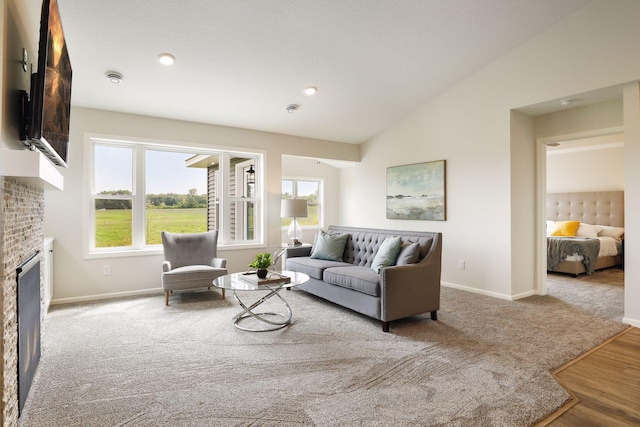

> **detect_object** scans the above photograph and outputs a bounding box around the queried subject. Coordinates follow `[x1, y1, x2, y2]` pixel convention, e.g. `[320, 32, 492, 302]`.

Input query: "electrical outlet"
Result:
[458, 260, 465, 270]
[103, 264, 111, 275]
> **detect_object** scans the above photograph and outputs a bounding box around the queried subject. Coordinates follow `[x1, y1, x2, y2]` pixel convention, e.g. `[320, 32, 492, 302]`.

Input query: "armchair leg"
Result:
[381, 321, 390, 332]
[431, 311, 437, 321]
[222, 288, 225, 299]
[165, 291, 169, 306]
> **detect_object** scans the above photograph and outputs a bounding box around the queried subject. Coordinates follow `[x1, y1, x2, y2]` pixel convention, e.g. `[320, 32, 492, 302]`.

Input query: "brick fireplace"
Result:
[0, 177, 45, 425]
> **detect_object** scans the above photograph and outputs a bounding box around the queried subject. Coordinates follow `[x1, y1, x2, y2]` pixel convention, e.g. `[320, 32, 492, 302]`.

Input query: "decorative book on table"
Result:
[240, 272, 291, 286]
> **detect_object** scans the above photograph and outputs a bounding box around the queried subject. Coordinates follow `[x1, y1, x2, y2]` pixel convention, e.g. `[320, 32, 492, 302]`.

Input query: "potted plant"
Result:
[249, 252, 273, 278]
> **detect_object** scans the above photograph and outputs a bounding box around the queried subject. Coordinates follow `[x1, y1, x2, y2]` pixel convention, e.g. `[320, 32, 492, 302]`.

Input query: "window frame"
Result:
[85, 136, 265, 258]
[281, 177, 324, 229]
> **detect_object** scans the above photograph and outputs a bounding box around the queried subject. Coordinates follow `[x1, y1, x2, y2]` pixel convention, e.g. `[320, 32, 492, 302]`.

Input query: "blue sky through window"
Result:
[146, 150, 206, 195]
[94, 145, 207, 195]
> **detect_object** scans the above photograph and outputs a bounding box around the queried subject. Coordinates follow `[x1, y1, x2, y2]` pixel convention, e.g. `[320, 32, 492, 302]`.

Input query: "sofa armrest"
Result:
[380, 255, 442, 322]
[162, 260, 171, 273]
[213, 258, 227, 268]
[285, 245, 313, 258]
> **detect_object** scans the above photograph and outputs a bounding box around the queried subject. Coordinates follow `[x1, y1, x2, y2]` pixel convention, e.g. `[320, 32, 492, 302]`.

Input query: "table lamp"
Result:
[281, 199, 308, 246]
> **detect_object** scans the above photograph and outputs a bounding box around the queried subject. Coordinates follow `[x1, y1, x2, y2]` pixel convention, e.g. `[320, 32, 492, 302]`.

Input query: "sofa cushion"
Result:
[396, 241, 420, 265]
[323, 266, 381, 297]
[162, 265, 227, 285]
[371, 236, 403, 273]
[286, 257, 351, 280]
[310, 231, 349, 261]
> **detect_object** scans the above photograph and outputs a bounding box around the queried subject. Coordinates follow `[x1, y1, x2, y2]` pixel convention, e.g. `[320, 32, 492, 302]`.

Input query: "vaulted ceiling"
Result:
[22, 0, 591, 143]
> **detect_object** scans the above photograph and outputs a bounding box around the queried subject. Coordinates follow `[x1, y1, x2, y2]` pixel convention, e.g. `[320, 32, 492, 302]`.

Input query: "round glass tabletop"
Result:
[213, 270, 309, 291]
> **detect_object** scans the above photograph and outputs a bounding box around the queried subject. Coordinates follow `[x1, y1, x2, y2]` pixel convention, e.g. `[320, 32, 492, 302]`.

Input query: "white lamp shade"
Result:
[281, 199, 308, 218]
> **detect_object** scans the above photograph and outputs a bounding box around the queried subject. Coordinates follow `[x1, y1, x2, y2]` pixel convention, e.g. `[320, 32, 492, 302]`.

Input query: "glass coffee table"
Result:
[213, 270, 309, 332]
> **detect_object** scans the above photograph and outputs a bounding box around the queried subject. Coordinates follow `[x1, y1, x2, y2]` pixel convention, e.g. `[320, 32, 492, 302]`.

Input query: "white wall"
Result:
[623, 83, 640, 327]
[547, 145, 624, 193]
[339, 0, 640, 325]
[44, 107, 358, 302]
[1, 0, 33, 152]
[537, 99, 625, 193]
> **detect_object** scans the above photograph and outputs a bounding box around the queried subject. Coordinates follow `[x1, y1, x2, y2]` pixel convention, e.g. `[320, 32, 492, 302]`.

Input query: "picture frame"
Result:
[386, 160, 446, 221]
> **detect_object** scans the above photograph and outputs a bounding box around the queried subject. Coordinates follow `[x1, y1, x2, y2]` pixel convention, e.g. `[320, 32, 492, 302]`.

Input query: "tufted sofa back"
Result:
[326, 225, 440, 268]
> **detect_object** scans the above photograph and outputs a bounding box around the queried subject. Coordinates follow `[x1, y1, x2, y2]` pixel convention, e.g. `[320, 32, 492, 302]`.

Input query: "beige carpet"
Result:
[19, 269, 626, 426]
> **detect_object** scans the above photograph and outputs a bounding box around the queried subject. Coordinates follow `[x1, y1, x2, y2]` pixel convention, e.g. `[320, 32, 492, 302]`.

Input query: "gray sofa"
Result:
[285, 225, 442, 332]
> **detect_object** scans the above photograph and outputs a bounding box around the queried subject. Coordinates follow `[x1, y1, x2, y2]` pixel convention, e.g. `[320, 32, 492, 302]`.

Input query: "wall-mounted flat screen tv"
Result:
[27, 0, 72, 168]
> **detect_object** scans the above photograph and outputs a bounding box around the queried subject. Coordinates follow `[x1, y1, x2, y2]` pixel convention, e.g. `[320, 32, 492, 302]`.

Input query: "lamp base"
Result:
[288, 239, 302, 247]
[286, 218, 303, 246]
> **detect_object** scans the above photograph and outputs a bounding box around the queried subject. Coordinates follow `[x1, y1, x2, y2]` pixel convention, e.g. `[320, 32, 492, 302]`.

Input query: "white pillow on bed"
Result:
[546, 221, 555, 236]
[598, 225, 625, 240]
[576, 223, 604, 238]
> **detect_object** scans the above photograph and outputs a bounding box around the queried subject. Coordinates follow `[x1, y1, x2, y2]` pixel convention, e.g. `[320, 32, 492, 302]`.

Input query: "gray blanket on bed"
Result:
[547, 237, 600, 274]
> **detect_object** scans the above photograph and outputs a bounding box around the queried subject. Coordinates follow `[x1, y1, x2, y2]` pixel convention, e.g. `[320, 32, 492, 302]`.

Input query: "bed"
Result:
[546, 191, 624, 276]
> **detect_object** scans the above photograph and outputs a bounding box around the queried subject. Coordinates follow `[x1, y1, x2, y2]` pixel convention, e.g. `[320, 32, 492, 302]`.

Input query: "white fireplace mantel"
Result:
[0, 149, 63, 191]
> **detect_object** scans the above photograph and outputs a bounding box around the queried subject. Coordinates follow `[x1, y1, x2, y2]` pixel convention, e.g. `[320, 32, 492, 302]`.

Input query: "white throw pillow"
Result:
[598, 225, 625, 241]
[546, 221, 555, 236]
[576, 223, 604, 238]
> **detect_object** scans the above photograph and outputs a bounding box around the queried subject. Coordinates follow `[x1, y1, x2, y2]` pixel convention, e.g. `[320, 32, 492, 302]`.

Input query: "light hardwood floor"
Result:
[538, 326, 640, 426]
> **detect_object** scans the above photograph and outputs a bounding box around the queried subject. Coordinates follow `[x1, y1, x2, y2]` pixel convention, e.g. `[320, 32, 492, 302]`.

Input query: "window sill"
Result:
[85, 247, 164, 259]
[85, 242, 268, 259]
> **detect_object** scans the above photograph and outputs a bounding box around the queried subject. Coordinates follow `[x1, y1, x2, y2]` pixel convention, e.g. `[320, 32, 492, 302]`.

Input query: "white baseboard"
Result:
[510, 290, 536, 300]
[50, 288, 163, 306]
[622, 317, 640, 328]
[441, 281, 535, 301]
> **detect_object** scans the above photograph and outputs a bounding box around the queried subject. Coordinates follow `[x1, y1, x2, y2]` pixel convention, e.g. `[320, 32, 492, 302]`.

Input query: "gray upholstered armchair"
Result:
[161, 230, 228, 305]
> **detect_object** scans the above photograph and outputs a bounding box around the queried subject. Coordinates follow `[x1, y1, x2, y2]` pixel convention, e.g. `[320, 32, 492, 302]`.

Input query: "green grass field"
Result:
[95, 208, 207, 247]
[96, 205, 321, 247]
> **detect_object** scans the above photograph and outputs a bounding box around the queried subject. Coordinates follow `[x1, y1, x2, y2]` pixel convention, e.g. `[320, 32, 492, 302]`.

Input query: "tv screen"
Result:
[29, 0, 72, 168]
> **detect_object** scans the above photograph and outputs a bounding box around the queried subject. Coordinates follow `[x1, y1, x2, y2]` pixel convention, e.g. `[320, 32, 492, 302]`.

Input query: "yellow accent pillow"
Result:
[550, 221, 581, 237]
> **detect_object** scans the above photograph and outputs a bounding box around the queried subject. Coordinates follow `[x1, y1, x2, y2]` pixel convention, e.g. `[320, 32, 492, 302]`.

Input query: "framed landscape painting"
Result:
[386, 160, 446, 220]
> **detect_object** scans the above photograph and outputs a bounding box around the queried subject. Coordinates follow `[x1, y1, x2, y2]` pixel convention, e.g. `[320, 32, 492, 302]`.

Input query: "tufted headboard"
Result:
[546, 191, 624, 227]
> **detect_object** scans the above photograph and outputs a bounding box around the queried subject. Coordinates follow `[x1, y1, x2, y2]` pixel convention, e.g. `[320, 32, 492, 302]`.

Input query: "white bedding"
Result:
[564, 236, 621, 261]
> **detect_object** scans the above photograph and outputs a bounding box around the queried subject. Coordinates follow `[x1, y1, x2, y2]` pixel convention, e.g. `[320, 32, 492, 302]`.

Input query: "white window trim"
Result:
[84, 135, 265, 259]
[282, 176, 324, 230]
[234, 160, 255, 241]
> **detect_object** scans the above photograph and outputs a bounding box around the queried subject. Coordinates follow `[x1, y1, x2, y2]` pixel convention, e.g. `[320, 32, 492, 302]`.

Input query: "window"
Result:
[281, 178, 322, 227]
[89, 138, 262, 254]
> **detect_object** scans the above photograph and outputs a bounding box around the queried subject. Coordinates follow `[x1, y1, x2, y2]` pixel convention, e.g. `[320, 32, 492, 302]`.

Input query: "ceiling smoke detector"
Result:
[285, 104, 299, 113]
[105, 71, 124, 84]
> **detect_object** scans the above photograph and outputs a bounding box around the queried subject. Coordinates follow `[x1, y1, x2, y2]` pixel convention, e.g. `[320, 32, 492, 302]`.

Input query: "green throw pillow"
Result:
[310, 231, 349, 261]
[371, 237, 403, 273]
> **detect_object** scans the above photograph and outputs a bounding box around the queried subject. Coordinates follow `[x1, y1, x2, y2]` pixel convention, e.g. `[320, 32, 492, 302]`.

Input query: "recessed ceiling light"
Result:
[560, 99, 572, 107]
[285, 104, 299, 113]
[158, 53, 176, 65]
[105, 71, 124, 84]
[304, 86, 317, 96]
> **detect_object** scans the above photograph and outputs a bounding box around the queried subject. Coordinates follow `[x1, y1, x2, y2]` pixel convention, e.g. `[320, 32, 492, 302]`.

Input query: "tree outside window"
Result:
[90, 139, 262, 252]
